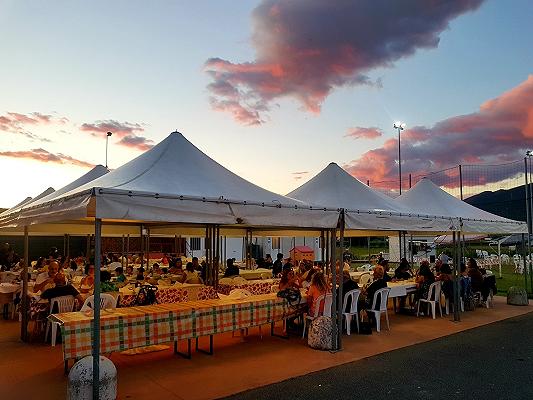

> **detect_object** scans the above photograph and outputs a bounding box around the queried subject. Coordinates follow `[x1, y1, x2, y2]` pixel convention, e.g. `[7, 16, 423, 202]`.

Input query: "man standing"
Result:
[273, 253, 283, 277]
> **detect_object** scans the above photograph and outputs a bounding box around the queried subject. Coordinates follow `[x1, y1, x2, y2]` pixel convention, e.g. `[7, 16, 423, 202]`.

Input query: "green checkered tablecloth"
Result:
[50, 293, 305, 361]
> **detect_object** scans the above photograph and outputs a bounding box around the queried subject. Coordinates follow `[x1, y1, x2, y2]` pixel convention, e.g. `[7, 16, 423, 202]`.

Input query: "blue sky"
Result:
[0, 0, 532, 207]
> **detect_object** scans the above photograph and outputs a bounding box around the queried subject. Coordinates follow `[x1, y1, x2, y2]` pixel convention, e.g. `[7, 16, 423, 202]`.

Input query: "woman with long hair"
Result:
[307, 271, 329, 316]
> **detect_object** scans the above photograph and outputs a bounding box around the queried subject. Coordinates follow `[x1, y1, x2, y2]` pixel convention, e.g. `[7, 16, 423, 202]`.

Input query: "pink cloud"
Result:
[345, 127, 382, 140]
[0, 148, 95, 168]
[0, 111, 66, 142]
[344, 75, 533, 189]
[205, 0, 484, 124]
[80, 119, 153, 150]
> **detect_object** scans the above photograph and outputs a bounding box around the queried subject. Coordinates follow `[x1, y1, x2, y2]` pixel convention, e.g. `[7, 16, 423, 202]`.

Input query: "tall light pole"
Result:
[394, 122, 406, 194]
[105, 131, 112, 168]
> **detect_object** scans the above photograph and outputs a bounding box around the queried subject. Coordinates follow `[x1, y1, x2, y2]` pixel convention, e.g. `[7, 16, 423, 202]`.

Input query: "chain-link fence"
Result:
[367, 159, 528, 201]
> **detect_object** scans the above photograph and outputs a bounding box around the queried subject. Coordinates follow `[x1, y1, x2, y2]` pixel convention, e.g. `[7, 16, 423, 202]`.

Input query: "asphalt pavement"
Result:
[224, 312, 533, 400]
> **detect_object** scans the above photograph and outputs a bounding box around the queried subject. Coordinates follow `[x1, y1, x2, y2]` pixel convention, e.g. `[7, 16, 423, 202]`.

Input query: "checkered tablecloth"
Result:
[217, 279, 280, 296]
[50, 293, 305, 361]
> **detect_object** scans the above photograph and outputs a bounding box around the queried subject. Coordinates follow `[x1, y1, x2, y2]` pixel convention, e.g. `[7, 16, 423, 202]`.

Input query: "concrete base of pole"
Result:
[507, 287, 529, 306]
[67, 356, 117, 400]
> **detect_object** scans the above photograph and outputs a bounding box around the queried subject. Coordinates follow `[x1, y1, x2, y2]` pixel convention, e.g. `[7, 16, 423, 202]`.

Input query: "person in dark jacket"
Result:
[360, 266, 387, 310]
[223, 258, 240, 277]
[272, 253, 283, 276]
[336, 270, 359, 312]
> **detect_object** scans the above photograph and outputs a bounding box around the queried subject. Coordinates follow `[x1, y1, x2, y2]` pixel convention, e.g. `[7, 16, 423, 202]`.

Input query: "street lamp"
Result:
[394, 122, 406, 194]
[105, 131, 113, 168]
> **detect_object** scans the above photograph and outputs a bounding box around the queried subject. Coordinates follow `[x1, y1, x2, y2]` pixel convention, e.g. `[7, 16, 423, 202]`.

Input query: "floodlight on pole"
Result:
[105, 131, 113, 168]
[393, 122, 406, 194]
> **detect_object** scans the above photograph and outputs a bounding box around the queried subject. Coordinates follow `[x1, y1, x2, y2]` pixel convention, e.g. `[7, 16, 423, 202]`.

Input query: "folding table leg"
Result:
[196, 335, 214, 355]
[174, 339, 191, 359]
[270, 320, 289, 339]
[64, 360, 69, 375]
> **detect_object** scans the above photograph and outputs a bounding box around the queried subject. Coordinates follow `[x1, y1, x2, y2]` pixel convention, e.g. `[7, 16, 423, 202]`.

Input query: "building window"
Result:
[190, 237, 201, 251]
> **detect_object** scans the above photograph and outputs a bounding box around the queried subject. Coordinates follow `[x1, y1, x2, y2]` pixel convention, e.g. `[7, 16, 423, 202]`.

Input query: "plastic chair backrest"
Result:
[426, 281, 441, 301]
[356, 266, 365, 272]
[50, 295, 75, 314]
[359, 273, 372, 286]
[82, 293, 117, 310]
[342, 289, 361, 314]
[312, 293, 333, 318]
[371, 288, 390, 312]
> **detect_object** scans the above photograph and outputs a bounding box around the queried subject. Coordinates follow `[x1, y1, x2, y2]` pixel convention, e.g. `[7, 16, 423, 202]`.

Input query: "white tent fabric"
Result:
[1, 132, 339, 229]
[396, 178, 527, 234]
[29, 164, 109, 207]
[0, 187, 55, 218]
[287, 162, 454, 233]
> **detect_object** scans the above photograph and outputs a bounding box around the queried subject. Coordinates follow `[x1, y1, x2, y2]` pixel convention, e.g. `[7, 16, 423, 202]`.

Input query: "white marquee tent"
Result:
[287, 162, 454, 234]
[0, 132, 340, 231]
[396, 178, 527, 234]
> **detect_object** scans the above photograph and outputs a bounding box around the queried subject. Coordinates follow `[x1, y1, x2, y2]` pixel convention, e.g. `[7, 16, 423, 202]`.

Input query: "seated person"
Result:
[272, 253, 284, 277]
[437, 263, 453, 300]
[80, 264, 95, 294]
[107, 255, 122, 270]
[282, 258, 294, 272]
[307, 272, 329, 316]
[40, 271, 84, 309]
[415, 260, 435, 301]
[380, 260, 392, 282]
[359, 266, 387, 310]
[336, 270, 360, 312]
[223, 258, 240, 277]
[151, 263, 162, 276]
[278, 269, 300, 291]
[263, 254, 274, 269]
[169, 259, 183, 274]
[99, 270, 118, 293]
[394, 258, 412, 280]
[125, 265, 134, 277]
[301, 267, 317, 289]
[114, 267, 126, 283]
[136, 267, 145, 281]
[183, 262, 203, 284]
[467, 258, 484, 293]
[34, 261, 61, 293]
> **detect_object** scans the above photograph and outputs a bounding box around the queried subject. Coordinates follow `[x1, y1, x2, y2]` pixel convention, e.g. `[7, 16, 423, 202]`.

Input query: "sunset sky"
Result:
[1, 0, 532, 208]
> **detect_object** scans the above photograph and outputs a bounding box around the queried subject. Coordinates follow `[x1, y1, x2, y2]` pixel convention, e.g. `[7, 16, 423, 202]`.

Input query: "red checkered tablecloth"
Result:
[50, 292, 305, 361]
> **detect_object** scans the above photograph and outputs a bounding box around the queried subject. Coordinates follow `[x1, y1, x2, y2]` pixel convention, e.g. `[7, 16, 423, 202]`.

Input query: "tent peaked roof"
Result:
[396, 178, 527, 233]
[61, 131, 303, 205]
[30, 164, 109, 207]
[287, 162, 405, 212]
[396, 178, 508, 221]
[0, 187, 55, 218]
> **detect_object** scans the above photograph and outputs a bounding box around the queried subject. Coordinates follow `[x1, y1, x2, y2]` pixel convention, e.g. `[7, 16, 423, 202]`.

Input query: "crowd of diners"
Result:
[1, 243, 498, 327]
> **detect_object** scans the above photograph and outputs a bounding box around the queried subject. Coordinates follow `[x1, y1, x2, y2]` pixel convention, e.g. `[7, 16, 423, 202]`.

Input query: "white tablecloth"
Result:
[387, 281, 417, 298]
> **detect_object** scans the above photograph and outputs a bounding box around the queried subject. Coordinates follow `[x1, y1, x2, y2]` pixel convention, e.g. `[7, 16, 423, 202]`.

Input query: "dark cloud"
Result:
[344, 75, 533, 189]
[205, 0, 484, 124]
[0, 148, 95, 168]
[345, 127, 382, 140]
[80, 119, 153, 150]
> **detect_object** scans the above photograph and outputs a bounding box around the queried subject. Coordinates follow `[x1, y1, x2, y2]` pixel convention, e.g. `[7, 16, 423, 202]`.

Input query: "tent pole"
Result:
[320, 230, 325, 263]
[121, 235, 125, 266]
[146, 227, 151, 271]
[522, 233, 528, 294]
[126, 234, 130, 267]
[139, 225, 144, 269]
[398, 231, 402, 261]
[452, 231, 460, 322]
[205, 226, 210, 285]
[21, 226, 29, 342]
[329, 227, 338, 351]
[93, 218, 102, 400]
[86, 234, 91, 260]
[66, 234, 70, 260]
[337, 210, 345, 351]
[215, 226, 220, 288]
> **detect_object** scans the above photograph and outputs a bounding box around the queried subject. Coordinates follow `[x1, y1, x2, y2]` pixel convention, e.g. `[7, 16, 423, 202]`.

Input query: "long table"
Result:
[50, 292, 306, 365]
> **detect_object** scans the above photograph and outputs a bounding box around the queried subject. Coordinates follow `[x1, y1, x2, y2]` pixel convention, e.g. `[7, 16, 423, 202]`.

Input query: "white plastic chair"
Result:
[46, 295, 76, 346]
[356, 266, 365, 272]
[359, 273, 372, 286]
[366, 288, 391, 332]
[81, 293, 117, 311]
[417, 281, 443, 319]
[342, 289, 361, 335]
[302, 293, 332, 338]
